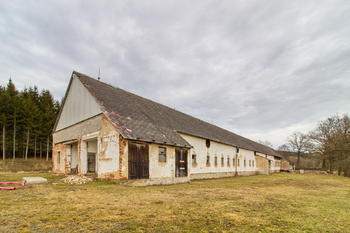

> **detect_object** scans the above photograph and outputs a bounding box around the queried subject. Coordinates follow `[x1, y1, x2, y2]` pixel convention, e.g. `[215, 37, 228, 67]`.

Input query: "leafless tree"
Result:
[277, 144, 290, 152]
[286, 132, 310, 169]
[257, 140, 273, 148]
[309, 114, 350, 174]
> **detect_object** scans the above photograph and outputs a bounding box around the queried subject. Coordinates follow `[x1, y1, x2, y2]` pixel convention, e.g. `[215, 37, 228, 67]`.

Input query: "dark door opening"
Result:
[175, 148, 188, 177]
[128, 143, 149, 180]
[87, 153, 96, 172]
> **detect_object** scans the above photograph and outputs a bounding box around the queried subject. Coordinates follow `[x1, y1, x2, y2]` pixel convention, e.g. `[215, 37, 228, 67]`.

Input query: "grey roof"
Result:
[71, 71, 282, 157]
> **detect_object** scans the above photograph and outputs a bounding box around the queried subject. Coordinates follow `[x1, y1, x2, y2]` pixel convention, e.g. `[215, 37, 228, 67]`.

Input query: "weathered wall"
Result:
[255, 155, 269, 175]
[178, 133, 258, 178]
[53, 114, 103, 144]
[53, 114, 121, 177]
[96, 115, 120, 179]
[52, 143, 67, 174]
[149, 144, 175, 179]
[281, 159, 290, 170]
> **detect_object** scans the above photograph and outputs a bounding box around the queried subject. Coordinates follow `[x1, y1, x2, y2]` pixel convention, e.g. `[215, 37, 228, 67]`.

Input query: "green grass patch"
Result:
[1, 172, 350, 232]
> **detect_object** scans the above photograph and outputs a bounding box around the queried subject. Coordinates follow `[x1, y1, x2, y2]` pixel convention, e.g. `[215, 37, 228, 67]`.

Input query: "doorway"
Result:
[128, 143, 149, 180]
[175, 148, 188, 177]
[87, 153, 96, 172]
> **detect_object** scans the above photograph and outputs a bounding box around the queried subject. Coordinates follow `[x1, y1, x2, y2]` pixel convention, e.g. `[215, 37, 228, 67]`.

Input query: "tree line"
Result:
[279, 113, 350, 176]
[0, 79, 60, 160]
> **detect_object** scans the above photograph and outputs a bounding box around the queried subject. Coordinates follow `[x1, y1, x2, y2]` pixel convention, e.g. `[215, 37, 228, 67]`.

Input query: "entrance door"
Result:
[87, 153, 96, 172]
[175, 149, 188, 177]
[128, 143, 149, 180]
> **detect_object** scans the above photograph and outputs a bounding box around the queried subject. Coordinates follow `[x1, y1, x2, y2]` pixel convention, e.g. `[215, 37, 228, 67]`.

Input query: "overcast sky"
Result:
[1, 0, 349, 149]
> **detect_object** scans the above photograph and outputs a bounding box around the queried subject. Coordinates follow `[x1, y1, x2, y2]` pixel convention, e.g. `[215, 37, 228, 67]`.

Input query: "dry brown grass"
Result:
[1, 173, 350, 232]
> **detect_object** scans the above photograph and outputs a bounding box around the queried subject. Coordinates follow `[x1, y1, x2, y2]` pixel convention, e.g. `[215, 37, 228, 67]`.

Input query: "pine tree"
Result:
[0, 85, 8, 159]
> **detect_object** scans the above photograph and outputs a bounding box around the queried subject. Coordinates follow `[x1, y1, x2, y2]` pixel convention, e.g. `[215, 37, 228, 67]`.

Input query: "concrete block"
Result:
[22, 177, 48, 184]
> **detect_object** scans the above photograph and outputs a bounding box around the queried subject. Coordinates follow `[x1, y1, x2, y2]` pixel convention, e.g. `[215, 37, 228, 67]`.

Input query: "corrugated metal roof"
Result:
[73, 71, 283, 157]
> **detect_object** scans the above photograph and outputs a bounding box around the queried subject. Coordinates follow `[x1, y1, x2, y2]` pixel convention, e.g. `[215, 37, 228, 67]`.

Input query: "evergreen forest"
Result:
[0, 79, 60, 160]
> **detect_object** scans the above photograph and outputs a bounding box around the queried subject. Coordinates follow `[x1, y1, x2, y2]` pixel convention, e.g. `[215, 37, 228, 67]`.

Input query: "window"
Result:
[252, 160, 254, 167]
[206, 156, 210, 165]
[233, 158, 235, 166]
[227, 157, 230, 166]
[206, 139, 210, 148]
[238, 159, 240, 167]
[244, 159, 246, 167]
[221, 157, 224, 166]
[57, 151, 60, 164]
[214, 156, 218, 166]
[158, 147, 166, 162]
[192, 154, 197, 165]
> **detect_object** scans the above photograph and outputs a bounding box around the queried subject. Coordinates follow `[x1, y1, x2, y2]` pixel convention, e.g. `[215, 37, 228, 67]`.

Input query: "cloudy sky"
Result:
[1, 0, 349, 149]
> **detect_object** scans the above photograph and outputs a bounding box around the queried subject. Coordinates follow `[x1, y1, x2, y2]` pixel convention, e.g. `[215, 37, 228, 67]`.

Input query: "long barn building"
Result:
[52, 71, 291, 185]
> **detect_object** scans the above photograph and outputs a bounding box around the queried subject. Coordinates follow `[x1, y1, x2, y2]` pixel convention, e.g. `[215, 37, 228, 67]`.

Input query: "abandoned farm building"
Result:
[52, 71, 291, 185]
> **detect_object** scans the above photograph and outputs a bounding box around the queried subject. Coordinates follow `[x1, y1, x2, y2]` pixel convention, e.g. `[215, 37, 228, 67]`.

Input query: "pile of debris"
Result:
[60, 175, 93, 185]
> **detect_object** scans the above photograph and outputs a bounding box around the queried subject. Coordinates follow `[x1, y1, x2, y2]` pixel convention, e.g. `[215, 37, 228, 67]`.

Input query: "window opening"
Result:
[206, 139, 210, 148]
[57, 151, 60, 164]
[206, 156, 210, 165]
[192, 154, 197, 165]
[214, 156, 218, 166]
[158, 147, 166, 162]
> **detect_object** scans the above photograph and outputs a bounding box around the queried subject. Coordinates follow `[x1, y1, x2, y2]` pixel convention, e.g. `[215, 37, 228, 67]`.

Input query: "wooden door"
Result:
[128, 143, 149, 180]
[175, 149, 188, 177]
[87, 153, 96, 172]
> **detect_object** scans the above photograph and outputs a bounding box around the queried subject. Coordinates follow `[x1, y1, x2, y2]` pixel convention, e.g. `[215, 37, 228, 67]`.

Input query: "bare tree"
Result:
[277, 144, 290, 152]
[257, 140, 273, 148]
[286, 132, 310, 169]
[309, 114, 350, 174]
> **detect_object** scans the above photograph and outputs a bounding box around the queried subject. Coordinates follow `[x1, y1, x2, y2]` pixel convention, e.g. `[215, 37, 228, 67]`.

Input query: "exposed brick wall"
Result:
[119, 135, 127, 179]
[255, 155, 269, 175]
[282, 159, 290, 170]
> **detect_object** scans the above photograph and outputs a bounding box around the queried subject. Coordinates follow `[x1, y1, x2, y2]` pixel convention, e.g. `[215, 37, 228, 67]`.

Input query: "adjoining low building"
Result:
[52, 71, 291, 185]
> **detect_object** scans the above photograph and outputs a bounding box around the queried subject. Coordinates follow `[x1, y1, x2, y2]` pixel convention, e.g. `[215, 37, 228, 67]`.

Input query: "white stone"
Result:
[22, 177, 48, 184]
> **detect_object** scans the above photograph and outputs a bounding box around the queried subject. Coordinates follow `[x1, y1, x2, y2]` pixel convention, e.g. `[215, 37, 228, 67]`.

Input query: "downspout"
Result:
[235, 147, 239, 177]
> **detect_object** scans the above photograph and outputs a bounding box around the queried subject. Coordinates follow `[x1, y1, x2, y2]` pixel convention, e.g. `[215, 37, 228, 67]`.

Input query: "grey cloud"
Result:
[1, 0, 350, 149]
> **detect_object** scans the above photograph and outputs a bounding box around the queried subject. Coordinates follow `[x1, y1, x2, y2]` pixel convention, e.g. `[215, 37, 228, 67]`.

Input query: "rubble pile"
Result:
[60, 175, 93, 184]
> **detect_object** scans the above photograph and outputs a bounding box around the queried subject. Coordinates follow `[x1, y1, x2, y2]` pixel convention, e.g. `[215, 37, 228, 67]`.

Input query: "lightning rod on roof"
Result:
[98, 68, 100, 80]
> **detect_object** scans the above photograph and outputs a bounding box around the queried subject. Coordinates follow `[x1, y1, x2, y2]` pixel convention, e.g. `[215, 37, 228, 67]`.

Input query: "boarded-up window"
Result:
[128, 143, 149, 180]
[175, 149, 188, 177]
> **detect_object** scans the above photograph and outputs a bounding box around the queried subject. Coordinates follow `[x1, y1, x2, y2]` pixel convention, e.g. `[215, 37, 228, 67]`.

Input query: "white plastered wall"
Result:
[178, 133, 256, 174]
[149, 144, 176, 179]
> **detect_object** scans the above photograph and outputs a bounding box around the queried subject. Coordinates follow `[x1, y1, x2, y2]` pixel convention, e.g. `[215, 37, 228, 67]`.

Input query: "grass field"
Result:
[1, 173, 349, 232]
